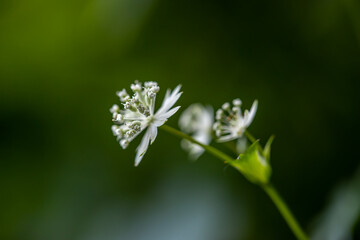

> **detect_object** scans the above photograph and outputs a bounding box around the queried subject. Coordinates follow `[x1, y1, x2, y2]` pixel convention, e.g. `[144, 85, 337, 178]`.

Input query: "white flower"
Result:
[110, 80, 182, 166]
[213, 99, 258, 142]
[179, 104, 213, 160]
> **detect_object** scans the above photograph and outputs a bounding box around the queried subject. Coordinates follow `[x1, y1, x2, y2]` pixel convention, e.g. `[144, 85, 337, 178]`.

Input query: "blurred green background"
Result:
[1, 0, 360, 239]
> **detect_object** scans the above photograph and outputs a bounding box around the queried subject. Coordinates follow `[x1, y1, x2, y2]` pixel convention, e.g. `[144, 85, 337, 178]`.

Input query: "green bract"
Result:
[231, 137, 274, 184]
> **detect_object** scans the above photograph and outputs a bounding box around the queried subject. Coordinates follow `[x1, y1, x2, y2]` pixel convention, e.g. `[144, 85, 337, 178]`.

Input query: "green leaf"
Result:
[263, 135, 275, 162]
[230, 141, 272, 184]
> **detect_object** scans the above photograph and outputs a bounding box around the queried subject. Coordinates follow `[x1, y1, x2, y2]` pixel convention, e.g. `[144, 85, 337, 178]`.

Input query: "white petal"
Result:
[203, 106, 214, 129]
[134, 128, 151, 166]
[153, 118, 167, 127]
[159, 106, 181, 121]
[189, 131, 211, 147]
[149, 96, 156, 115]
[156, 85, 182, 116]
[178, 104, 198, 132]
[164, 89, 171, 102]
[217, 134, 238, 142]
[153, 106, 181, 127]
[198, 131, 212, 146]
[245, 100, 258, 127]
[149, 125, 158, 144]
[190, 147, 205, 160]
[181, 139, 204, 160]
[184, 131, 211, 160]
[243, 110, 250, 127]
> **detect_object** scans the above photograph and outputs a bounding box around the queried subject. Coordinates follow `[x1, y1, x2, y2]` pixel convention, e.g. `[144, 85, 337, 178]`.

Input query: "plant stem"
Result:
[245, 130, 257, 143]
[160, 124, 309, 240]
[262, 184, 309, 240]
[160, 124, 233, 163]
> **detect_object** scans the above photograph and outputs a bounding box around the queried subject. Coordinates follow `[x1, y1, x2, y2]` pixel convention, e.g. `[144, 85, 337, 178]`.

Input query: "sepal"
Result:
[263, 135, 275, 162]
[231, 140, 272, 184]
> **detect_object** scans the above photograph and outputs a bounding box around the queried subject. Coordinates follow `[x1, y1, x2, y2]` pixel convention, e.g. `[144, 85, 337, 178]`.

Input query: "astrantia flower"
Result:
[213, 99, 258, 142]
[179, 104, 213, 160]
[110, 81, 182, 166]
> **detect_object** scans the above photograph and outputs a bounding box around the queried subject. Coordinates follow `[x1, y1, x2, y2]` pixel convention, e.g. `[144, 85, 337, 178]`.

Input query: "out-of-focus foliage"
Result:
[311, 167, 360, 240]
[1, 0, 359, 239]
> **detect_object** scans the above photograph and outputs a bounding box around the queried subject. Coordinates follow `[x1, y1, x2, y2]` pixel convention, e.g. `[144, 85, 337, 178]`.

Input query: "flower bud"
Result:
[110, 104, 119, 113]
[232, 98, 242, 106]
[230, 140, 272, 184]
[222, 102, 230, 110]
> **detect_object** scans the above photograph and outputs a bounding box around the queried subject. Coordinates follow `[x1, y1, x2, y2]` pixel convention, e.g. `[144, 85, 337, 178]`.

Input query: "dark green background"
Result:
[1, 0, 360, 239]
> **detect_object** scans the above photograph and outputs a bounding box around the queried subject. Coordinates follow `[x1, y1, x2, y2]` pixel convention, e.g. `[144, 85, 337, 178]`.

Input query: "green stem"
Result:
[245, 130, 257, 143]
[262, 184, 309, 240]
[245, 131, 307, 239]
[160, 125, 233, 163]
[160, 124, 309, 240]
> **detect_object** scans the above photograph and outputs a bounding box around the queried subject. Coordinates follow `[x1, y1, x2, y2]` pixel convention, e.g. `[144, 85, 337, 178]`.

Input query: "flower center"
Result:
[147, 115, 155, 124]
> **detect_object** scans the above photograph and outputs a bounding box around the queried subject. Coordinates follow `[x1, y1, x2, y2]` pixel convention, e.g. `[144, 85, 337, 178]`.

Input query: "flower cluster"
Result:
[110, 80, 259, 166]
[213, 99, 258, 142]
[107, 82, 306, 238]
[110, 80, 182, 166]
[179, 104, 213, 159]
